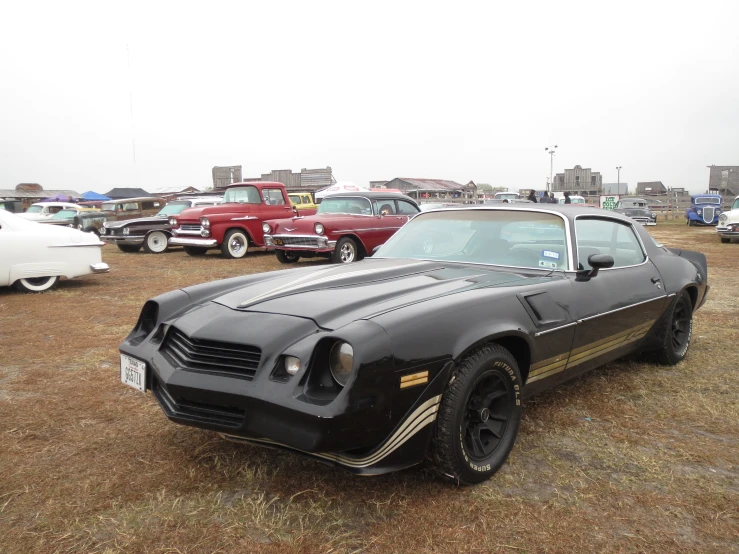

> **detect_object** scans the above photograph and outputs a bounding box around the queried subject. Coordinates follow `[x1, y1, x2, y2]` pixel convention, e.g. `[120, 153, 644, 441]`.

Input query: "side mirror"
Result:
[577, 254, 614, 280]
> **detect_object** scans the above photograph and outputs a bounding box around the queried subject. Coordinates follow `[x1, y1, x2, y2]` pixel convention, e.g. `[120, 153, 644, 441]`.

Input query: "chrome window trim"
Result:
[576, 296, 667, 323]
[534, 322, 577, 337]
[378, 206, 575, 271]
[572, 214, 649, 271]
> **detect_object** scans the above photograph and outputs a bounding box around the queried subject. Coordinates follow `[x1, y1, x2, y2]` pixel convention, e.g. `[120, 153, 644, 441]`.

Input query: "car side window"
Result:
[301, 195, 311, 204]
[575, 218, 646, 270]
[122, 203, 139, 211]
[397, 200, 420, 215]
[141, 201, 159, 210]
[48, 206, 63, 214]
[262, 189, 285, 206]
[372, 200, 396, 215]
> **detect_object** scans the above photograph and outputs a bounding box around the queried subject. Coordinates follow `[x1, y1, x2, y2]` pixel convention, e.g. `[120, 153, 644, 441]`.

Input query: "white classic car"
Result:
[0, 209, 109, 292]
[16, 201, 84, 221]
[717, 196, 739, 244]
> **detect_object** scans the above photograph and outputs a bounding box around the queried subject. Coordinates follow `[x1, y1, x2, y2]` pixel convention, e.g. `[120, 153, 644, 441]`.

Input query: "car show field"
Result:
[0, 220, 737, 553]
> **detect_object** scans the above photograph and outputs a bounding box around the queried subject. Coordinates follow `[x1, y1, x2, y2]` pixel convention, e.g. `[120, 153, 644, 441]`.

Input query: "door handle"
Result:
[651, 277, 662, 289]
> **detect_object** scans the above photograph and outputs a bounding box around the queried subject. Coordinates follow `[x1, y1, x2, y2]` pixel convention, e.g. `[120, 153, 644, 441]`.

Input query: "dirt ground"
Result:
[1, 220, 737, 554]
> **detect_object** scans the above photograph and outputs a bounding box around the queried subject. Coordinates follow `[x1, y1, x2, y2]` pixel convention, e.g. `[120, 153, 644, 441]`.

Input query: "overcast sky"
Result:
[1, 1, 738, 194]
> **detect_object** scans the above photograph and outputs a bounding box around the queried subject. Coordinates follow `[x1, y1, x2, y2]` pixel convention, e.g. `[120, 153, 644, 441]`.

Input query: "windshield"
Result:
[224, 186, 261, 204]
[52, 209, 76, 219]
[157, 202, 191, 216]
[288, 195, 301, 204]
[617, 201, 646, 208]
[317, 197, 372, 215]
[733, 198, 739, 210]
[26, 205, 43, 213]
[101, 202, 117, 211]
[376, 209, 569, 270]
[695, 197, 720, 205]
[495, 193, 518, 200]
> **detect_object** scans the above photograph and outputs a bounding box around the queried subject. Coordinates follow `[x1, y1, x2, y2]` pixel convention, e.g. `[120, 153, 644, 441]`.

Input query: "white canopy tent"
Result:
[315, 181, 369, 201]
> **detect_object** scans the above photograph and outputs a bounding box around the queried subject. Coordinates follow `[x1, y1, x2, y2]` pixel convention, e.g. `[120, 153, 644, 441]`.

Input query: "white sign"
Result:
[600, 195, 619, 210]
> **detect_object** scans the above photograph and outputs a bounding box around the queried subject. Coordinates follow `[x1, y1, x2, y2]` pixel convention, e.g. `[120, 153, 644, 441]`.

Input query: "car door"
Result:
[564, 216, 669, 379]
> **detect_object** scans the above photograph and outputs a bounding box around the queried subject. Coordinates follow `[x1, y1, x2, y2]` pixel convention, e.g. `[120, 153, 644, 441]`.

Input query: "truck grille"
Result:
[180, 224, 202, 232]
[161, 327, 262, 380]
[275, 236, 320, 247]
[152, 377, 245, 428]
[702, 207, 715, 223]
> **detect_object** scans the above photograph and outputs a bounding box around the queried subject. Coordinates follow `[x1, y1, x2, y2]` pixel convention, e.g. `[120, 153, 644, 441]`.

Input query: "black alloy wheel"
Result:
[276, 250, 301, 264]
[431, 343, 522, 484]
[655, 291, 693, 365]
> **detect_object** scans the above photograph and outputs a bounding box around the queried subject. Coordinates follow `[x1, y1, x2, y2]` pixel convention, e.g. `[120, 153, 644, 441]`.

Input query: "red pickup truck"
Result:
[168, 182, 295, 258]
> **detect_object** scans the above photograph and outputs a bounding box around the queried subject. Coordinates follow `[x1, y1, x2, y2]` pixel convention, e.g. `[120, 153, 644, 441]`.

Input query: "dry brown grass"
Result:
[1, 228, 737, 554]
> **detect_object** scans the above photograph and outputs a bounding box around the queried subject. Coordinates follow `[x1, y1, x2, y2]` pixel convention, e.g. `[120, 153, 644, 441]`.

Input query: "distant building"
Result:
[237, 167, 336, 193]
[603, 182, 629, 195]
[0, 183, 81, 209]
[151, 186, 202, 195]
[212, 166, 242, 188]
[104, 188, 152, 199]
[369, 180, 390, 188]
[707, 165, 738, 196]
[551, 165, 602, 196]
[382, 178, 477, 202]
[636, 181, 667, 195]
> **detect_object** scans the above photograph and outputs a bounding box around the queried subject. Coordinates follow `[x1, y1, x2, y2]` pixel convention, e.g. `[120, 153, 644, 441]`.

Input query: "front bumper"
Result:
[101, 235, 145, 245]
[264, 233, 337, 252]
[717, 226, 739, 238]
[169, 237, 218, 247]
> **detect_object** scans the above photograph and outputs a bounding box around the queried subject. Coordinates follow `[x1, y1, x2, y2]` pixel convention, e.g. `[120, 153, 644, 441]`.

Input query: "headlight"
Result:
[169, 218, 177, 227]
[262, 222, 271, 233]
[719, 214, 727, 224]
[100, 227, 107, 235]
[200, 217, 210, 229]
[697, 208, 702, 215]
[123, 227, 130, 235]
[315, 223, 324, 235]
[285, 356, 301, 375]
[329, 341, 354, 386]
[201, 229, 210, 237]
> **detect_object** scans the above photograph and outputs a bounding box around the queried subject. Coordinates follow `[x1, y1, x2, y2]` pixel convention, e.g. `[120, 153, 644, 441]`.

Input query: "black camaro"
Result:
[120, 205, 708, 484]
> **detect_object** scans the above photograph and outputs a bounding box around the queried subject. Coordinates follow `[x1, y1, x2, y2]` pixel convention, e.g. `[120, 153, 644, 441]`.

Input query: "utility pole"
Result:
[545, 145, 558, 192]
[616, 166, 622, 194]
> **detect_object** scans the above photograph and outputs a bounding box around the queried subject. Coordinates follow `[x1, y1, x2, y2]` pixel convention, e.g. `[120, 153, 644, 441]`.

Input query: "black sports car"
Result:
[120, 205, 708, 484]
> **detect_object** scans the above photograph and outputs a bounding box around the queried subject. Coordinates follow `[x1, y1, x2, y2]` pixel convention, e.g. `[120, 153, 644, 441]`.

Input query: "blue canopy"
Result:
[81, 191, 111, 201]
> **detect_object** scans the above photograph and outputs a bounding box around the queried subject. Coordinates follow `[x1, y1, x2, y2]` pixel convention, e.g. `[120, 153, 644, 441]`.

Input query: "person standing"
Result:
[564, 191, 571, 204]
[527, 190, 538, 203]
[549, 192, 556, 203]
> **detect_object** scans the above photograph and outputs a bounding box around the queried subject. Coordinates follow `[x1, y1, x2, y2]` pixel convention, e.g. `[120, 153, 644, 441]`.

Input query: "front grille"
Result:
[275, 236, 320, 247]
[152, 377, 245, 428]
[702, 207, 715, 223]
[180, 224, 202, 232]
[161, 327, 261, 380]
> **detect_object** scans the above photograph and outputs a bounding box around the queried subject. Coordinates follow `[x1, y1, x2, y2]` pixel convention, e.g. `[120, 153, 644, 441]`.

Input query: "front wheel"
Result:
[183, 246, 208, 256]
[720, 237, 730, 244]
[221, 230, 249, 259]
[14, 276, 60, 293]
[332, 237, 358, 264]
[276, 250, 300, 264]
[144, 231, 168, 254]
[117, 244, 142, 253]
[655, 291, 693, 365]
[431, 344, 522, 485]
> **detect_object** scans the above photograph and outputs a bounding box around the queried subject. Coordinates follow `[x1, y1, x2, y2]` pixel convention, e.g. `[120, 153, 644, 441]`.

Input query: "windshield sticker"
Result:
[538, 260, 558, 269]
[542, 250, 560, 260]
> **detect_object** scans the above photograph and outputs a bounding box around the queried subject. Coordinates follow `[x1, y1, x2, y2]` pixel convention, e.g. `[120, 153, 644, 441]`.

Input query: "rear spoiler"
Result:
[667, 248, 708, 280]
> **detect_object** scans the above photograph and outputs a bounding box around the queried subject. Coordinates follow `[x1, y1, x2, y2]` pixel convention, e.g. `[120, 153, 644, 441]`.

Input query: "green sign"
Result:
[600, 195, 619, 210]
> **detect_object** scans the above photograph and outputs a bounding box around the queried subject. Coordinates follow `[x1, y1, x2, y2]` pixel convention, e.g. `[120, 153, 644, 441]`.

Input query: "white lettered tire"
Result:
[14, 276, 60, 293]
[144, 231, 168, 254]
[221, 229, 249, 259]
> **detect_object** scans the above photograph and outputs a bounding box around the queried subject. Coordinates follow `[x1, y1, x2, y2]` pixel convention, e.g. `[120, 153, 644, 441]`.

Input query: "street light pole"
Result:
[545, 145, 558, 192]
[616, 166, 622, 194]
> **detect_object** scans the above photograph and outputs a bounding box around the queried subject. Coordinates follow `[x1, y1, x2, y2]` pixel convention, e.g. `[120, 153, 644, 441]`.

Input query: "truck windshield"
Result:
[695, 197, 720, 205]
[224, 186, 261, 204]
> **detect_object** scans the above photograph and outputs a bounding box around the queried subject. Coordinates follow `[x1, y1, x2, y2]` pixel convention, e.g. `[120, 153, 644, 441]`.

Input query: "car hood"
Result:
[105, 215, 167, 229]
[722, 209, 739, 224]
[210, 258, 553, 329]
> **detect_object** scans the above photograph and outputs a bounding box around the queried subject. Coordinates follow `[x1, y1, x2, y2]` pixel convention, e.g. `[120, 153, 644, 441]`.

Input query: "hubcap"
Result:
[463, 371, 511, 461]
[149, 234, 165, 251]
[230, 237, 244, 253]
[671, 300, 690, 352]
[339, 242, 355, 263]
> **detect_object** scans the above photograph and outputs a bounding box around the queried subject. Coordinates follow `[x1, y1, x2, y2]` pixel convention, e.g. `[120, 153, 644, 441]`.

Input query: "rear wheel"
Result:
[332, 237, 358, 263]
[117, 244, 142, 253]
[144, 231, 168, 254]
[431, 344, 522, 485]
[14, 276, 59, 293]
[276, 250, 300, 264]
[221, 230, 249, 259]
[720, 237, 730, 244]
[655, 291, 693, 365]
[183, 246, 208, 256]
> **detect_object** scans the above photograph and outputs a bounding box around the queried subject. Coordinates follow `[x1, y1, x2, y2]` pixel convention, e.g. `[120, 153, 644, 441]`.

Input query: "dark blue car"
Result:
[686, 194, 722, 226]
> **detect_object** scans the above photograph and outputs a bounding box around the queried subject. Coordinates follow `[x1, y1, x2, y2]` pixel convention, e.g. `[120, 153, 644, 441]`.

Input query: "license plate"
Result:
[120, 354, 146, 393]
[273, 238, 283, 245]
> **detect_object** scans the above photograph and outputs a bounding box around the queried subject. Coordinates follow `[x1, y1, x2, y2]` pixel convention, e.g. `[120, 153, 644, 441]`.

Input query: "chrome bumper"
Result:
[264, 234, 336, 250]
[90, 263, 110, 273]
[169, 237, 218, 247]
[101, 236, 145, 245]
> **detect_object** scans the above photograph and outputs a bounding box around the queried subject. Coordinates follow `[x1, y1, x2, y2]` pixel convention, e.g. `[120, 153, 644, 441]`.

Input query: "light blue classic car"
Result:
[686, 194, 722, 226]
